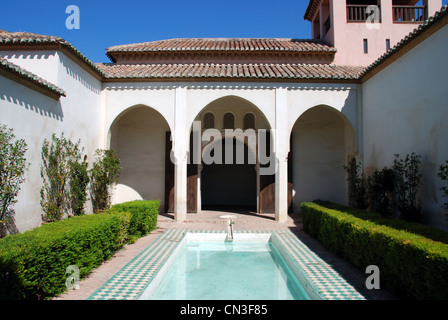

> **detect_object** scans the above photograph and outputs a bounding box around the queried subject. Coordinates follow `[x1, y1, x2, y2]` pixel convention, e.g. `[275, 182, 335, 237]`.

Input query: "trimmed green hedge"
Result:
[0, 211, 130, 300]
[0, 199, 160, 300]
[111, 200, 160, 239]
[301, 202, 448, 300]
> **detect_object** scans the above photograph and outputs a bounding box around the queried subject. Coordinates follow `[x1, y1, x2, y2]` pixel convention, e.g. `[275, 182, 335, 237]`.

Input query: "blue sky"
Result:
[0, 0, 310, 63]
[1, 0, 447, 63]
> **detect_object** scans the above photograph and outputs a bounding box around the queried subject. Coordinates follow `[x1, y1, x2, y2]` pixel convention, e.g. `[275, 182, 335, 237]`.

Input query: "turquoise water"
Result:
[151, 240, 311, 300]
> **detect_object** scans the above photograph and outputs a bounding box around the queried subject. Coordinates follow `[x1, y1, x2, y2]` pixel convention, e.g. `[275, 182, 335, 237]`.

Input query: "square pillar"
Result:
[274, 87, 289, 223]
[173, 86, 188, 222]
[275, 155, 289, 223]
[174, 156, 187, 222]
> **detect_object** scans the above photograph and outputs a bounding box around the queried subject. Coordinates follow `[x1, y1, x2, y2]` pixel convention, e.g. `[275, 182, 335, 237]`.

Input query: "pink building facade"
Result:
[305, 0, 442, 66]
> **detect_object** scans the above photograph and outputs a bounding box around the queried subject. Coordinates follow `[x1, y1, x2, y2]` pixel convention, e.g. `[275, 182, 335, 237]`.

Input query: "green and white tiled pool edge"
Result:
[87, 229, 365, 300]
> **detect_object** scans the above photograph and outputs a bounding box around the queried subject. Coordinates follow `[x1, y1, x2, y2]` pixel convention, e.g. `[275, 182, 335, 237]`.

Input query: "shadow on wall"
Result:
[290, 101, 357, 212]
[0, 88, 64, 121]
[109, 105, 170, 208]
[59, 53, 101, 95]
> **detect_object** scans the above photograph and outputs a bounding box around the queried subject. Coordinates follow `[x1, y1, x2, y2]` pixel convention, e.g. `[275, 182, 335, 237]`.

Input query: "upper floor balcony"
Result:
[346, 0, 428, 23]
[347, 4, 382, 22]
[393, 5, 427, 22]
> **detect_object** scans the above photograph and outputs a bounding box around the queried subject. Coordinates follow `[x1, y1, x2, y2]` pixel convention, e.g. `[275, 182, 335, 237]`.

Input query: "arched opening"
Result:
[290, 105, 357, 212]
[201, 138, 257, 211]
[203, 112, 215, 129]
[187, 95, 274, 214]
[244, 112, 256, 130]
[109, 105, 171, 210]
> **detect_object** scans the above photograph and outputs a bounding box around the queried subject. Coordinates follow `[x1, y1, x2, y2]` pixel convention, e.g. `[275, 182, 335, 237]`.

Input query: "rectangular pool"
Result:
[141, 233, 313, 300]
[88, 229, 365, 300]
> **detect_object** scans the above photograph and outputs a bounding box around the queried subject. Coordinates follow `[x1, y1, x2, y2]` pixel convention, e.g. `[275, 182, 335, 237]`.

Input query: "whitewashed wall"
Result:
[362, 24, 448, 230]
[0, 50, 102, 232]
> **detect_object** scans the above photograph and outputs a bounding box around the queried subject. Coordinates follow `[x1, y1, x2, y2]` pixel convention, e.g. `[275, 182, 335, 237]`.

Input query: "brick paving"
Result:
[53, 210, 398, 300]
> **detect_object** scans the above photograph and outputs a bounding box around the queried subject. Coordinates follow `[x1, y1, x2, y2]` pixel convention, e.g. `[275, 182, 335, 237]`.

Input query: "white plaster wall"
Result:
[0, 75, 63, 231]
[291, 106, 354, 212]
[0, 50, 59, 85]
[286, 85, 360, 141]
[109, 106, 169, 209]
[0, 50, 102, 232]
[362, 24, 448, 229]
[103, 83, 176, 145]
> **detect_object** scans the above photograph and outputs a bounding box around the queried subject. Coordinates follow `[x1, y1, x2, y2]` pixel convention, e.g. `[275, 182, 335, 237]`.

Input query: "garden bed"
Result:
[0, 200, 159, 300]
[301, 201, 448, 300]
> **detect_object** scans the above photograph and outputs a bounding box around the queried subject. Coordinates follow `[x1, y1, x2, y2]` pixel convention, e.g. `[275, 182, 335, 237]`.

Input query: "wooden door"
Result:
[259, 131, 275, 213]
[288, 136, 293, 213]
[165, 132, 174, 213]
[165, 132, 198, 213]
[187, 133, 198, 213]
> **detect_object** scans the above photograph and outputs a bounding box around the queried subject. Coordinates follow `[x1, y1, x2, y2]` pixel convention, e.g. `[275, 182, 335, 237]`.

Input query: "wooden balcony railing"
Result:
[393, 5, 426, 23]
[347, 5, 381, 22]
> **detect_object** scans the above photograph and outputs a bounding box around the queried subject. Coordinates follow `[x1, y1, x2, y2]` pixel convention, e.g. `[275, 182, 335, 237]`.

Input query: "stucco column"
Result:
[174, 155, 188, 222]
[275, 87, 289, 223]
[173, 86, 188, 222]
[275, 155, 288, 223]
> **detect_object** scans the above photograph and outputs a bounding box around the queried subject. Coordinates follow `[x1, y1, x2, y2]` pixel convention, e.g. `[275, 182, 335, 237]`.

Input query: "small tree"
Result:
[368, 167, 395, 217]
[0, 124, 28, 237]
[89, 149, 121, 212]
[393, 153, 422, 222]
[40, 133, 86, 222]
[344, 157, 368, 210]
[69, 155, 89, 216]
[437, 161, 448, 218]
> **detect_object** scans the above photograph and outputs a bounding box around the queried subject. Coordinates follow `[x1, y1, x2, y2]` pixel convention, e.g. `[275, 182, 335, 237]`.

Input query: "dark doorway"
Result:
[201, 138, 257, 211]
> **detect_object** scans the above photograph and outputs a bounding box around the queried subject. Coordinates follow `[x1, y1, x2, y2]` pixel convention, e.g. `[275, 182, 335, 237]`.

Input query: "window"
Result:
[244, 113, 256, 130]
[363, 39, 368, 54]
[203, 112, 215, 129]
[223, 113, 235, 130]
[386, 39, 391, 52]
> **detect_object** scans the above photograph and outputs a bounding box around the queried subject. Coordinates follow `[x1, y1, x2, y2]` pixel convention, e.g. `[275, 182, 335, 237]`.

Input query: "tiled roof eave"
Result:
[105, 38, 336, 54]
[304, 0, 322, 21]
[0, 57, 66, 99]
[0, 33, 105, 79]
[98, 63, 364, 82]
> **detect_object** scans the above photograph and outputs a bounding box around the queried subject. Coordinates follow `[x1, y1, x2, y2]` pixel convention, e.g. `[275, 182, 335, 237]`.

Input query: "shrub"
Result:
[344, 157, 368, 210]
[301, 201, 448, 300]
[367, 167, 395, 217]
[89, 149, 121, 212]
[437, 161, 448, 218]
[111, 200, 160, 240]
[0, 211, 130, 300]
[0, 124, 28, 237]
[393, 153, 422, 222]
[69, 155, 89, 216]
[40, 133, 88, 222]
[314, 200, 448, 244]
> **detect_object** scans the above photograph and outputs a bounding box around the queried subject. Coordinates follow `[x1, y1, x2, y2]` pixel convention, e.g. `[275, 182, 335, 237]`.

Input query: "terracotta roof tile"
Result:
[105, 38, 336, 64]
[304, 0, 322, 21]
[0, 57, 66, 98]
[107, 38, 336, 53]
[96, 62, 364, 81]
[0, 31, 104, 77]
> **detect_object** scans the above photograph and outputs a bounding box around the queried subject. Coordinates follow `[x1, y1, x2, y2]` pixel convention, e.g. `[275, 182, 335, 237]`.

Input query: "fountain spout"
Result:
[219, 215, 236, 242]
